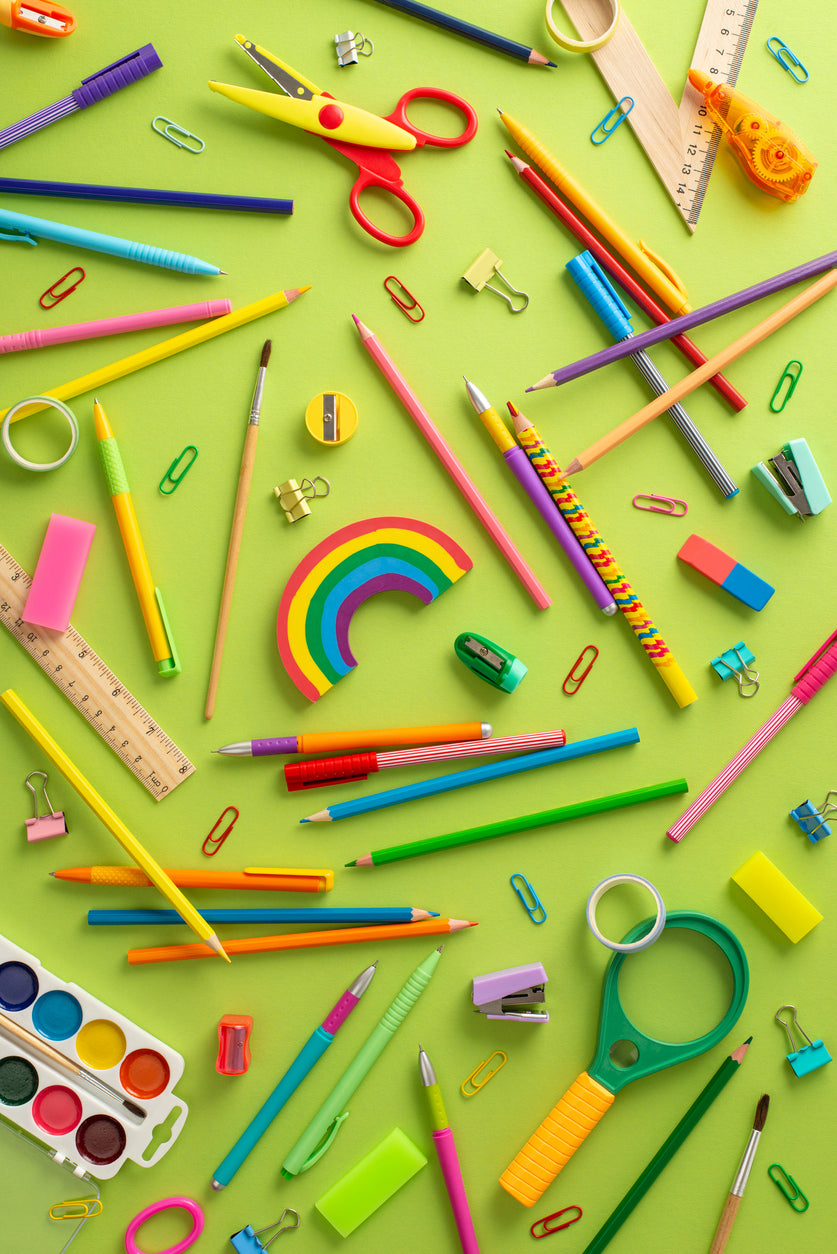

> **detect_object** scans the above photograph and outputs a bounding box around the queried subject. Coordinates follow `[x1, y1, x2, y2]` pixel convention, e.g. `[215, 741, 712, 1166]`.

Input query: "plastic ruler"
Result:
[0, 543, 194, 801]
[562, 0, 759, 230]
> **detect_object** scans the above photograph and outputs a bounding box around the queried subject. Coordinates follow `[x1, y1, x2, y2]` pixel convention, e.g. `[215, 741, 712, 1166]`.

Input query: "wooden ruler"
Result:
[0, 543, 194, 801]
[562, 0, 759, 231]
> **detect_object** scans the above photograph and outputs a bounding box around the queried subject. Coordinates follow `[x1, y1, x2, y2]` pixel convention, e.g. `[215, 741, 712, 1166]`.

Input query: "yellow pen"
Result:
[499, 111, 691, 316]
[94, 398, 180, 676]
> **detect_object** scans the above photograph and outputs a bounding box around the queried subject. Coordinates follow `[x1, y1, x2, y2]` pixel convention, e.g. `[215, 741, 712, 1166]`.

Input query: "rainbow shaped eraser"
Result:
[677, 534, 774, 610]
[276, 517, 471, 702]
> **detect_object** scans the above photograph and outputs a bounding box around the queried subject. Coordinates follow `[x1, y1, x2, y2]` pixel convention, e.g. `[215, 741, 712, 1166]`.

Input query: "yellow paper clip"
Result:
[39, 266, 85, 309]
[766, 37, 809, 83]
[202, 806, 239, 855]
[563, 645, 599, 695]
[152, 117, 205, 152]
[768, 1163, 809, 1211]
[384, 275, 425, 322]
[159, 445, 198, 494]
[591, 97, 634, 144]
[632, 493, 688, 516]
[511, 872, 547, 923]
[49, 1198, 103, 1220]
[530, 1206, 583, 1238]
[769, 360, 803, 411]
[462, 249, 529, 313]
[460, 1049, 507, 1096]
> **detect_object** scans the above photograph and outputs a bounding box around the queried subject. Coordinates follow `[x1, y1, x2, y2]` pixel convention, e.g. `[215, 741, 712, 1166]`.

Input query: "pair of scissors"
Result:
[209, 37, 478, 246]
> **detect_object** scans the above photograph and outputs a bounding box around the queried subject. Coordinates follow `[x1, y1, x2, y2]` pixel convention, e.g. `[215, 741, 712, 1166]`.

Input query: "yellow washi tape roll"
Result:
[545, 0, 620, 53]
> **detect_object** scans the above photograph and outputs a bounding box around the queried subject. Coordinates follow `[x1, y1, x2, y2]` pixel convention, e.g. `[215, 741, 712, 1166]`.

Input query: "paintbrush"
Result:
[708, 1093, 769, 1253]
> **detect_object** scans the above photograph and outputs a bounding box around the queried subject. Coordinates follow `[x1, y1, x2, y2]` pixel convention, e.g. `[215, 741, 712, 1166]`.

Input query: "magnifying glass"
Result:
[500, 911, 749, 1206]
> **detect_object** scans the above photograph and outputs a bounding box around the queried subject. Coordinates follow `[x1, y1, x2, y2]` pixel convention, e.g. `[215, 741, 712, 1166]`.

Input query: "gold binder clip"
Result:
[460, 1049, 507, 1096]
[462, 249, 529, 313]
[274, 477, 331, 523]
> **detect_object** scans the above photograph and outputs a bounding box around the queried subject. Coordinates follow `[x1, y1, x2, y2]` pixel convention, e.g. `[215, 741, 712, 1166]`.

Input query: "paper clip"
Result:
[632, 493, 688, 516]
[230, 1209, 300, 1253]
[384, 275, 425, 322]
[591, 97, 634, 144]
[49, 1198, 103, 1220]
[710, 642, 759, 697]
[769, 360, 803, 411]
[39, 266, 85, 309]
[768, 1164, 809, 1212]
[530, 1206, 583, 1238]
[776, 1004, 832, 1077]
[462, 249, 529, 313]
[24, 770, 68, 842]
[790, 790, 835, 843]
[460, 1049, 507, 1097]
[562, 645, 598, 695]
[202, 806, 239, 855]
[511, 872, 547, 924]
[766, 37, 809, 83]
[152, 117, 205, 153]
[159, 446, 198, 494]
[335, 30, 374, 66]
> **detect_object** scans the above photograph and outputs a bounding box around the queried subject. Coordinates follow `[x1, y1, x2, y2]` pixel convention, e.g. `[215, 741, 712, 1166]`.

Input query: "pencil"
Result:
[127, 917, 476, 964]
[205, 340, 271, 719]
[369, 0, 555, 66]
[1, 689, 228, 961]
[564, 270, 837, 475]
[89, 907, 439, 925]
[708, 1094, 769, 1254]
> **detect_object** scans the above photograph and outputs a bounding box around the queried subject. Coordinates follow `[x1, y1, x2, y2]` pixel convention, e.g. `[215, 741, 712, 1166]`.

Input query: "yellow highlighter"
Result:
[93, 398, 179, 676]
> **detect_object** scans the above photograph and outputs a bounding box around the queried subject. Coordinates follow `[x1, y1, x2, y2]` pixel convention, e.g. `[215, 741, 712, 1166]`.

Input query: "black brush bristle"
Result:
[753, 1093, 770, 1132]
[260, 339, 272, 368]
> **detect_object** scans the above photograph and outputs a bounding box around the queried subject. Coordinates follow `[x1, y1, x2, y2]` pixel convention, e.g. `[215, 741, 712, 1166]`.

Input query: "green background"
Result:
[1, 1, 834, 1250]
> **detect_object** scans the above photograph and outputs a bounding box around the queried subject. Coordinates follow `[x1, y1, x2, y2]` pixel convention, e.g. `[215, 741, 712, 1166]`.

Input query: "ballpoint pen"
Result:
[211, 963, 377, 1189]
[213, 720, 491, 756]
[52, 866, 333, 891]
[419, 1045, 480, 1253]
[94, 399, 179, 677]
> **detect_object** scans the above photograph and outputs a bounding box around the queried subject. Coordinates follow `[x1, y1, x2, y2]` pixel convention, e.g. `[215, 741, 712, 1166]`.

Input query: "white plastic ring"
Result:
[545, 0, 620, 53]
[586, 873, 666, 953]
[2, 396, 79, 472]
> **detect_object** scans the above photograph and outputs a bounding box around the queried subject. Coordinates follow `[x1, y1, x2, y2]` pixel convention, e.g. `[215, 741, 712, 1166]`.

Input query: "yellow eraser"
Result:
[731, 851, 822, 942]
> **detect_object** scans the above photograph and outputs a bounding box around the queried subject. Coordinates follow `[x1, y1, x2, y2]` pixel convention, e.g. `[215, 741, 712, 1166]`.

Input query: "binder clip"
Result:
[472, 962, 548, 1023]
[790, 791, 835, 843]
[454, 631, 527, 692]
[751, 438, 831, 518]
[776, 1004, 831, 1077]
[462, 249, 529, 313]
[460, 1049, 507, 1096]
[216, 1014, 253, 1075]
[334, 30, 374, 65]
[230, 1210, 300, 1252]
[273, 477, 331, 523]
[24, 771, 68, 842]
[710, 642, 759, 697]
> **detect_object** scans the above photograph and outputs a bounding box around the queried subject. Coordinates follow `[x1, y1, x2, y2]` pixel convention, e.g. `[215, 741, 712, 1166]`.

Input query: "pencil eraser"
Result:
[677, 534, 774, 610]
[23, 514, 96, 631]
[315, 1127, 426, 1236]
[731, 850, 822, 942]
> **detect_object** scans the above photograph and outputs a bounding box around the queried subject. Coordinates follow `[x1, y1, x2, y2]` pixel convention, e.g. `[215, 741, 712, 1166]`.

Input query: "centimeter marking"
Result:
[0, 544, 194, 801]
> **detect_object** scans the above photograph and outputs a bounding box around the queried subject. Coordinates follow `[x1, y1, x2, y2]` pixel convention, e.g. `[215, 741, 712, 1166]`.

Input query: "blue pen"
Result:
[88, 907, 438, 925]
[302, 729, 640, 822]
[211, 962, 377, 1190]
[0, 205, 223, 275]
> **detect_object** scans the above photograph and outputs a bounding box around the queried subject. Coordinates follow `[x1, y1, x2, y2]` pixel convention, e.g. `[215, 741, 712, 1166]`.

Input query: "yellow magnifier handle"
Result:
[500, 1071, 615, 1206]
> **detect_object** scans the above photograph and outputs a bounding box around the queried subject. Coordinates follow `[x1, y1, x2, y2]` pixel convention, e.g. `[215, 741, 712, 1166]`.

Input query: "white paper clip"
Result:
[24, 771, 68, 842]
[335, 30, 374, 65]
[462, 249, 529, 313]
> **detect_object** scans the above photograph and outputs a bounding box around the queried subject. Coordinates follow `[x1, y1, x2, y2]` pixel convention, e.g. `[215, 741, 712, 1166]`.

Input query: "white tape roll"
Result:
[586, 873, 666, 953]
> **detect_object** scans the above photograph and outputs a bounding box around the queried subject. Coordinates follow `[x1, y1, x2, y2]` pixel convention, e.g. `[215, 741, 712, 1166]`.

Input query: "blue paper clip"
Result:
[768, 1164, 809, 1212]
[152, 117, 205, 152]
[766, 37, 809, 83]
[776, 1004, 832, 1078]
[591, 97, 634, 144]
[510, 873, 546, 924]
[790, 791, 835, 843]
[229, 1210, 300, 1252]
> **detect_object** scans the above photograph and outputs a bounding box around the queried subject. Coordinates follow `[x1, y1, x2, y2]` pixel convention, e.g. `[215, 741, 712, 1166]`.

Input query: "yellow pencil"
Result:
[1, 690, 229, 962]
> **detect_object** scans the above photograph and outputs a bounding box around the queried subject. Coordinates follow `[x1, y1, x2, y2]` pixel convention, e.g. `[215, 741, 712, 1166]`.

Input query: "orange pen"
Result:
[213, 721, 491, 756]
[52, 866, 334, 892]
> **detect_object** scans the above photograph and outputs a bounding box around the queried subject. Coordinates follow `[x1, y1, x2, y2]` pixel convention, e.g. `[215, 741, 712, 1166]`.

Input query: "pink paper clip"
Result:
[202, 805, 239, 855]
[563, 645, 598, 695]
[530, 1206, 583, 1238]
[384, 275, 425, 322]
[39, 267, 85, 309]
[632, 493, 688, 516]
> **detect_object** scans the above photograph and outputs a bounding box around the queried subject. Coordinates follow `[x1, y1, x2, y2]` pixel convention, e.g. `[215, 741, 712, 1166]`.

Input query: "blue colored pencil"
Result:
[370, 0, 556, 66]
[301, 729, 640, 822]
[88, 907, 438, 925]
[0, 177, 293, 215]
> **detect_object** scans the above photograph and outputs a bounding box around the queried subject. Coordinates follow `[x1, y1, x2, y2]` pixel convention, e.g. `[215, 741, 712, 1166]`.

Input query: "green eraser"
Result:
[731, 850, 823, 942]
[315, 1127, 427, 1237]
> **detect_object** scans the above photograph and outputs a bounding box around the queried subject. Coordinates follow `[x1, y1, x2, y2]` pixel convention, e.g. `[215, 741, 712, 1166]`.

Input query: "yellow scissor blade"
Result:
[208, 81, 416, 150]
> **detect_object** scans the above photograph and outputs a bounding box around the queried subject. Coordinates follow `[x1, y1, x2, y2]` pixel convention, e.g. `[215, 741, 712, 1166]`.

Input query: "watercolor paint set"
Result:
[0, 931, 187, 1179]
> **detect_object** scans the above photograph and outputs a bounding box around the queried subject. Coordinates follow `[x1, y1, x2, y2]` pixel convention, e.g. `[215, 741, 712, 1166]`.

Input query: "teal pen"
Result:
[211, 962, 377, 1189]
[88, 907, 439, 925]
[281, 946, 443, 1178]
[0, 205, 223, 275]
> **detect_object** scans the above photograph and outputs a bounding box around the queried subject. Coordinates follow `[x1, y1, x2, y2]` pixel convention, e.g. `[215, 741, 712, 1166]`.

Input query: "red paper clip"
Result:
[202, 805, 239, 855]
[563, 645, 598, 695]
[530, 1206, 583, 1238]
[384, 275, 425, 322]
[632, 493, 688, 516]
[39, 267, 85, 309]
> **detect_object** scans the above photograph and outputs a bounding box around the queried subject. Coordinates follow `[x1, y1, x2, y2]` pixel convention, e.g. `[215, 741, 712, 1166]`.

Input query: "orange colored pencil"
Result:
[128, 917, 477, 964]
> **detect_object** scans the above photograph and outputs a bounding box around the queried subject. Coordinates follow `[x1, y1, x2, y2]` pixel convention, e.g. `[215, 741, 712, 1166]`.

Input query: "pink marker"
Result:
[419, 1045, 480, 1254]
[0, 299, 232, 354]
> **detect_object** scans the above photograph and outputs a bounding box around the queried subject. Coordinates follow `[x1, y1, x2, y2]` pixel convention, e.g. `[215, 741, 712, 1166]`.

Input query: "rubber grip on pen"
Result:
[499, 1071, 614, 1207]
[284, 752, 378, 790]
[72, 46, 163, 108]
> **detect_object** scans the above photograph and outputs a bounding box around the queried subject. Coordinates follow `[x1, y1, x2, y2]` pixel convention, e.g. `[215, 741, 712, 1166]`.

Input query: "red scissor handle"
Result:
[383, 87, 478, 148]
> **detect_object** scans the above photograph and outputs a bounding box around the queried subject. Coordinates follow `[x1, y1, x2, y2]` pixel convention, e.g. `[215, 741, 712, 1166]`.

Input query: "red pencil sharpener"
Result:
[216, 1014, 253, 1076]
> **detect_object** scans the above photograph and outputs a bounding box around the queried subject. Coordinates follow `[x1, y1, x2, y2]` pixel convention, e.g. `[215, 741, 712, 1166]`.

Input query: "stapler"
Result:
[472, 962, 548, 1023]
[752, 438, 831, 518]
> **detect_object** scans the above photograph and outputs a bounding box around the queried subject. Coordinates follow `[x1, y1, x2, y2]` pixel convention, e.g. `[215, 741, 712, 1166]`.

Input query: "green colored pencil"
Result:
[580, 1038, 751, 1254]
[345, 779, 688, 866]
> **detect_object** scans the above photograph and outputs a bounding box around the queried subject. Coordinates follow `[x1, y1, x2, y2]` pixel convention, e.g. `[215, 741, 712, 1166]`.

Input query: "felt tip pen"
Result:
[213, 721, 491, 756]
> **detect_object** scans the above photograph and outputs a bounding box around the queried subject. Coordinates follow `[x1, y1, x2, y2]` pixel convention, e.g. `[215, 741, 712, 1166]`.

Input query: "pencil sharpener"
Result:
[305, 391, 358, 446]
[454, 631, 527, 693]
[216, 1014, 253, 1075]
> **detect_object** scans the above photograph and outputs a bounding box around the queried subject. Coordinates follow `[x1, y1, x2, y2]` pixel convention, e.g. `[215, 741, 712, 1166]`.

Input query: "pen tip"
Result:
[211, 1180, 224, 1191]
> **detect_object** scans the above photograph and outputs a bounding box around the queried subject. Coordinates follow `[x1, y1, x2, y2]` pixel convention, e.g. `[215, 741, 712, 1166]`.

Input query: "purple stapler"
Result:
[472, 962, 548, 1023]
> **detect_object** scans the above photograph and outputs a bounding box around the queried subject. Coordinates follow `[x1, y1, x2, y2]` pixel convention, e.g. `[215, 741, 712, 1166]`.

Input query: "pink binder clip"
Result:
[632, 493, 688, 516]
[24, 771, 68, 842]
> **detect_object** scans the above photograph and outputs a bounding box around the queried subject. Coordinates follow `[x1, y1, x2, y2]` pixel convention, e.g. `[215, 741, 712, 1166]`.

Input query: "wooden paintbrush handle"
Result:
[709, 1193, 742, 1254]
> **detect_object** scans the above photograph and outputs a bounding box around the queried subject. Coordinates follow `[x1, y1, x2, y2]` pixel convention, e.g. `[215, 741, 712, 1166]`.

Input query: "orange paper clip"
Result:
[384, 275, 425, 322]
[632, 493, 688, 516]
[202, 806, 239, 855]
[563, 645, 598, 695]
[530, 1206, 583, 1238]
[39, 267, 85, 309]
[460, 1049, 507, 1096]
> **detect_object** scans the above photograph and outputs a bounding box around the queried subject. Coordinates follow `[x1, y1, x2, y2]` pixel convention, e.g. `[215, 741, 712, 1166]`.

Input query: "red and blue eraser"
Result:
[677, 534, 774, 611]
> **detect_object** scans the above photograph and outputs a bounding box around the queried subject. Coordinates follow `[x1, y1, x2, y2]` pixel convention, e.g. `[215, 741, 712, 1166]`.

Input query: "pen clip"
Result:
[0, 228, 38, 246]
[637, 240, 689, 302]
[793, 629, 837, 682]
[153, 588, 181, 676]
[300, 1110, 349, 1171]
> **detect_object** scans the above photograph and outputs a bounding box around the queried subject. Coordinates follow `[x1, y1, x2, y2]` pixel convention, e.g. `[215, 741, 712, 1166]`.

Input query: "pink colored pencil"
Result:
[352, 315, 551, 609]
[0, 300, 233, 354]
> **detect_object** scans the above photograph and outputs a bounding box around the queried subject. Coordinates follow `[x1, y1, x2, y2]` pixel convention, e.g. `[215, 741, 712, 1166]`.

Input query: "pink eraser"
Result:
[677, 535, 735, 584]
[23, 514, 96, 631]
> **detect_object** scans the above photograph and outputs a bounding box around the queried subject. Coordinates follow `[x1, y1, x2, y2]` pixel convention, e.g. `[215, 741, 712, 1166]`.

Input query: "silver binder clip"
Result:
[24, 771, 68, 842]
[462, 249, 529, 313]
[335, 31, 374, 66]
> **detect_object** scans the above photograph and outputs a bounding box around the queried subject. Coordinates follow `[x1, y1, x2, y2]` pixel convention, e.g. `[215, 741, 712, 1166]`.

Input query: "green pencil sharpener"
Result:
[454, 632, 527, 693]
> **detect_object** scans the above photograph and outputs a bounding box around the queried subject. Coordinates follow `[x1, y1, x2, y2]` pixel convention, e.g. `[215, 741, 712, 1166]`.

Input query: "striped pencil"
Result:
[510, 405, 697, 709]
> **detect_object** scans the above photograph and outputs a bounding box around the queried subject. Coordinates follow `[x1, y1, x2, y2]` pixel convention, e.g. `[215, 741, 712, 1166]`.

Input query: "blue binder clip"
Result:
[776, 1005, 832, 1077]
[710, 642, 759, 697]
[752, 438, 831, 518]
[790, 791, 835, 843]
[230, 1210, 300, 1252]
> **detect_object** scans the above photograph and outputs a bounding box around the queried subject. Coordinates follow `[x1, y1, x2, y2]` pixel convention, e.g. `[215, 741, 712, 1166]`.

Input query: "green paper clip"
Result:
[768, 1163, 809, 1211]
[160, 445, 198, 494]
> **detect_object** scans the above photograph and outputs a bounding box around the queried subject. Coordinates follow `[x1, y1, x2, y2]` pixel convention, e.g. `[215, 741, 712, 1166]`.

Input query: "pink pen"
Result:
[0, 299, 232, 353]
[668, 627, 837, 842]
[419, 1045, 479, 1254]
